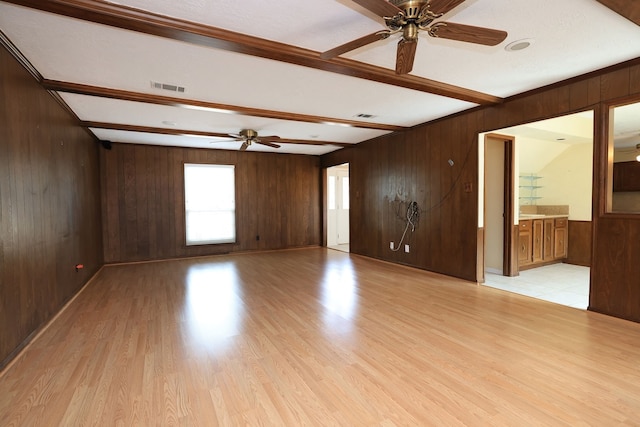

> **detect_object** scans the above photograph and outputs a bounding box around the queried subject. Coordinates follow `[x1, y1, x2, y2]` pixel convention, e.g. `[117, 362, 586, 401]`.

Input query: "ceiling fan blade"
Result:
[595, 0, 640, 26]
[395, 38, 417, 74]
[258, 135, 282, 143]
[256, 140, 281, 149]
[430, 22, 507, 46]
[351, 0, 402, 18]
[428, 0, 467, 16]
[321, 31, 390, 59]
[240, 141, 250, 151]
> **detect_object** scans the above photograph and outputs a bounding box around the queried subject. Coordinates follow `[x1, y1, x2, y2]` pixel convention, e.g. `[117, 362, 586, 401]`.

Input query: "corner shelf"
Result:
[519, 174, 543, 205]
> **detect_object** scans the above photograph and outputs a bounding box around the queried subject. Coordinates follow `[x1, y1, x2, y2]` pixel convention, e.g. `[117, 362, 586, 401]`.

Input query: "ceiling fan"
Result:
[211, 129, 281, 151]
[321, 0, 508, 74]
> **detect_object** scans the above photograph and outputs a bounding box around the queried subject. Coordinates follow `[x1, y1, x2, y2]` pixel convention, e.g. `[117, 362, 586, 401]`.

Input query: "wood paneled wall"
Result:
[0, 46, 103, 368]
[323, 58, 640, 322]
[567, 221, 592, 267]
[349, 118, 478, 281]
[101, 144, 321, 263]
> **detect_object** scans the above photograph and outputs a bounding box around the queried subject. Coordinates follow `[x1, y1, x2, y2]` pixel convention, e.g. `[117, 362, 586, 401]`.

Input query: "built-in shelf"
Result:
[519, 174, 542, 205]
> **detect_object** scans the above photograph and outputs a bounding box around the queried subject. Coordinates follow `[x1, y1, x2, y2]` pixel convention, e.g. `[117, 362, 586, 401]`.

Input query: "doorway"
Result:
[480, 111, 594, 309]
[327, 163, 350, 252]
[483, 134, 516, 278]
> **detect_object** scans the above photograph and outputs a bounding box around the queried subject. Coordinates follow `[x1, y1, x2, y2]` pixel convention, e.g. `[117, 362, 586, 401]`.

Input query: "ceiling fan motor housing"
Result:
[389, 0, 430, 18]
[240, 129, 258, 140]
[385, 0, 438, 37]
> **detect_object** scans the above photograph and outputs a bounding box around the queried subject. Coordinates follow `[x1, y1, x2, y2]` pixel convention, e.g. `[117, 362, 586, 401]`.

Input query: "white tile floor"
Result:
[483, 263, 590, 309]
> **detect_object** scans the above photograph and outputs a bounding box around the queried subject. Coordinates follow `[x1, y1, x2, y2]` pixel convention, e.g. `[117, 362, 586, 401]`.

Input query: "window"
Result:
[184, 163, 235, 245]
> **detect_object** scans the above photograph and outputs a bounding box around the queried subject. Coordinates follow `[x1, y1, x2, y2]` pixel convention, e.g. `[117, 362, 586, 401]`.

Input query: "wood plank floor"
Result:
[2, 248, 640, 426]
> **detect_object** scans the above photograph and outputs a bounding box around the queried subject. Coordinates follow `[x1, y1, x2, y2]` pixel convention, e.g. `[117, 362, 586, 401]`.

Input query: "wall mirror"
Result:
[607, 99, 640, 213]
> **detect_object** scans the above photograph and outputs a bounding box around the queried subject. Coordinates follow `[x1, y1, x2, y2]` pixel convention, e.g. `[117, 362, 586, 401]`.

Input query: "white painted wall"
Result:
[536, 143, 593, 220]
[518, 137, 571, 173]
[484, 138, 505, 273]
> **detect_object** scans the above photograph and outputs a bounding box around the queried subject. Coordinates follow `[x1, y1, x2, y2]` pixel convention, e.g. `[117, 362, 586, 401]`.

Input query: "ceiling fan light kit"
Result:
[323, 0, 508, 74]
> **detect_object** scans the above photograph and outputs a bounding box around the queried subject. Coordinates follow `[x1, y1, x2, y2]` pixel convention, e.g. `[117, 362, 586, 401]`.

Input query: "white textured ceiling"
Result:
[1, 0, 639, 155]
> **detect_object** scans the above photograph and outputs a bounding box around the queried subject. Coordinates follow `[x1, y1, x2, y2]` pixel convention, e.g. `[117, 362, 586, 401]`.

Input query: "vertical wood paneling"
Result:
[567, 220, 592, 267]
[600, 68, 630, 100]
[321, 59, 640, 317]
[0, 45, 103, 368]
[630, 63, 640, 93]
[100, 144, 321, 263]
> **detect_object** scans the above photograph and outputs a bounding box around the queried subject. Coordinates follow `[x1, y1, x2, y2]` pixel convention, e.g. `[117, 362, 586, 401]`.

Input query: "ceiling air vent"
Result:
[150, 81, 185, 93]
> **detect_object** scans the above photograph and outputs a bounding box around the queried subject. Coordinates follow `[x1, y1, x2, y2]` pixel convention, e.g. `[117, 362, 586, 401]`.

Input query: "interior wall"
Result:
[336, 117, 479, 281]
[322, 58, 640, 322]
[101, 143, 321, 263]
[0, 45, 103, 368]
[537, 144, 593, 220]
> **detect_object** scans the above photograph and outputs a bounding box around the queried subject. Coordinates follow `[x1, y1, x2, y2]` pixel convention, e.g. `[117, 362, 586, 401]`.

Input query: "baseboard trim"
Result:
[0, 265, 105, 377]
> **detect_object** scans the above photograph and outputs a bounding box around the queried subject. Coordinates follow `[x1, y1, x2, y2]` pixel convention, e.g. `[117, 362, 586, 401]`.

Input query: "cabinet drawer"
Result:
[519, 220, 532, 230]
[555, 218, 567, 228]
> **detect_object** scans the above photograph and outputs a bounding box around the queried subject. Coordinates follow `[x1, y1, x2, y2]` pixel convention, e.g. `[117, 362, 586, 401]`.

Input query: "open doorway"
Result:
[327, 163, 350, 253]
[480, 111, 593, 309]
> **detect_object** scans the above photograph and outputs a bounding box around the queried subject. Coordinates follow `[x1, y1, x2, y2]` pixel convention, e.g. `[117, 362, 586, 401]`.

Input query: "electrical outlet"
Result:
[405, 244, 410, 253]
[390, 242, 394, 250]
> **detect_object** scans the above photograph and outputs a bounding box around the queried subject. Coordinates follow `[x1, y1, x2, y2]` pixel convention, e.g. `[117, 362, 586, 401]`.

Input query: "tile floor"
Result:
[327, 247, 589, 309]
[483, 263, 590, 309]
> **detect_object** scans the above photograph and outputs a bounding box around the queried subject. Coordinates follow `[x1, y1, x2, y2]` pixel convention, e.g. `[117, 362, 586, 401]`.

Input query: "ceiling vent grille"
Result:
[150, 81, 185, 93]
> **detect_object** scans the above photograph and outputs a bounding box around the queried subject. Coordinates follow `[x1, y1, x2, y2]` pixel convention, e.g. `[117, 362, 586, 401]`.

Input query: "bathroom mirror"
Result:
[607, 98, 640, 214]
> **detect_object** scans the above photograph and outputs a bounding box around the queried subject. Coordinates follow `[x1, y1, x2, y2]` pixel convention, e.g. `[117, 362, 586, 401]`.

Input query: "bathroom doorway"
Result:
[480, 111, 594, 309]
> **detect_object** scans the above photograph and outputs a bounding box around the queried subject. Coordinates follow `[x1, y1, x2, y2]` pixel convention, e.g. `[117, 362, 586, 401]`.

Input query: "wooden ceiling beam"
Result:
[81, 121, 354, 147]
[44, 79, 404, 132]
[7, 0, 503, 105]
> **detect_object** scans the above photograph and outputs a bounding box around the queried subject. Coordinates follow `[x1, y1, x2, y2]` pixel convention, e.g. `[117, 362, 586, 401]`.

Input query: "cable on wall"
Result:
[391, 201, 419, 252]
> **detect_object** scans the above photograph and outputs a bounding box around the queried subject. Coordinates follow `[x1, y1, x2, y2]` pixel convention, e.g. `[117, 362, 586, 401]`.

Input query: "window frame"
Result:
[183, 162, 237, 246]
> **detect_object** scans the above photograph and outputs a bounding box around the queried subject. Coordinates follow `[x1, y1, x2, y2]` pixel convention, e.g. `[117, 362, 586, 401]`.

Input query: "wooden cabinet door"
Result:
[532, 219, 543, 263]
[613, 161, 640, 192]
[554, 226, 568, 259]
[543, 219, 554, 260]
[518, 220, 532, 266]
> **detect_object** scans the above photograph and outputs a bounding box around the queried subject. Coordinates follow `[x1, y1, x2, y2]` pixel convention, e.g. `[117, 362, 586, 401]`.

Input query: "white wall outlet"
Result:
[390, 242, 394, 250]
[405, 244, 410, 253]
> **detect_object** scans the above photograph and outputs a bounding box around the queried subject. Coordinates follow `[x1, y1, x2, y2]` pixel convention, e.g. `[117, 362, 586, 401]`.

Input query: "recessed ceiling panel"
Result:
[91, 128, 342, 155]
[0, 2, 475, 129]
[60, 93, 390, 144]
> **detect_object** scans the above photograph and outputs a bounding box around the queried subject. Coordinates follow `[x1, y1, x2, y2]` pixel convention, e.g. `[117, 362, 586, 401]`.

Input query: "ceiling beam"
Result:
[7, 0, 503, 106]
[81, 121, 354, 147]
[44, 79, 404, 132]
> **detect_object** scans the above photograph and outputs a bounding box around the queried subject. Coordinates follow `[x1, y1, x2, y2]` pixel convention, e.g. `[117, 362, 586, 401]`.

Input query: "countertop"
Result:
[519, 214, 568, 220]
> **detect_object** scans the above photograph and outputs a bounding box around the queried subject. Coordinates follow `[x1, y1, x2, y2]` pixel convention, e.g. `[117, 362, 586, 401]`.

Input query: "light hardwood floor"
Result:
[2, 248, 640, 425]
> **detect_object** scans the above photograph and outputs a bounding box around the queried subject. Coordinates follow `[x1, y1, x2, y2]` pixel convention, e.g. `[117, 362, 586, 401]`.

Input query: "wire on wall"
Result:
[391, 201, 419, 252]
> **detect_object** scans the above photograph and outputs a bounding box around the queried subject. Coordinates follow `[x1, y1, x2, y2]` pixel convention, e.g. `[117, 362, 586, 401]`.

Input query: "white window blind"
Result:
[184, 163, 236, 245]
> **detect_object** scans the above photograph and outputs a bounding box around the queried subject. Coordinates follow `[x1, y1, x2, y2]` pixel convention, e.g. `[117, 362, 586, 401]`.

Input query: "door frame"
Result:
[324, 163, 350, 248]
[483, 133, 517, 277]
